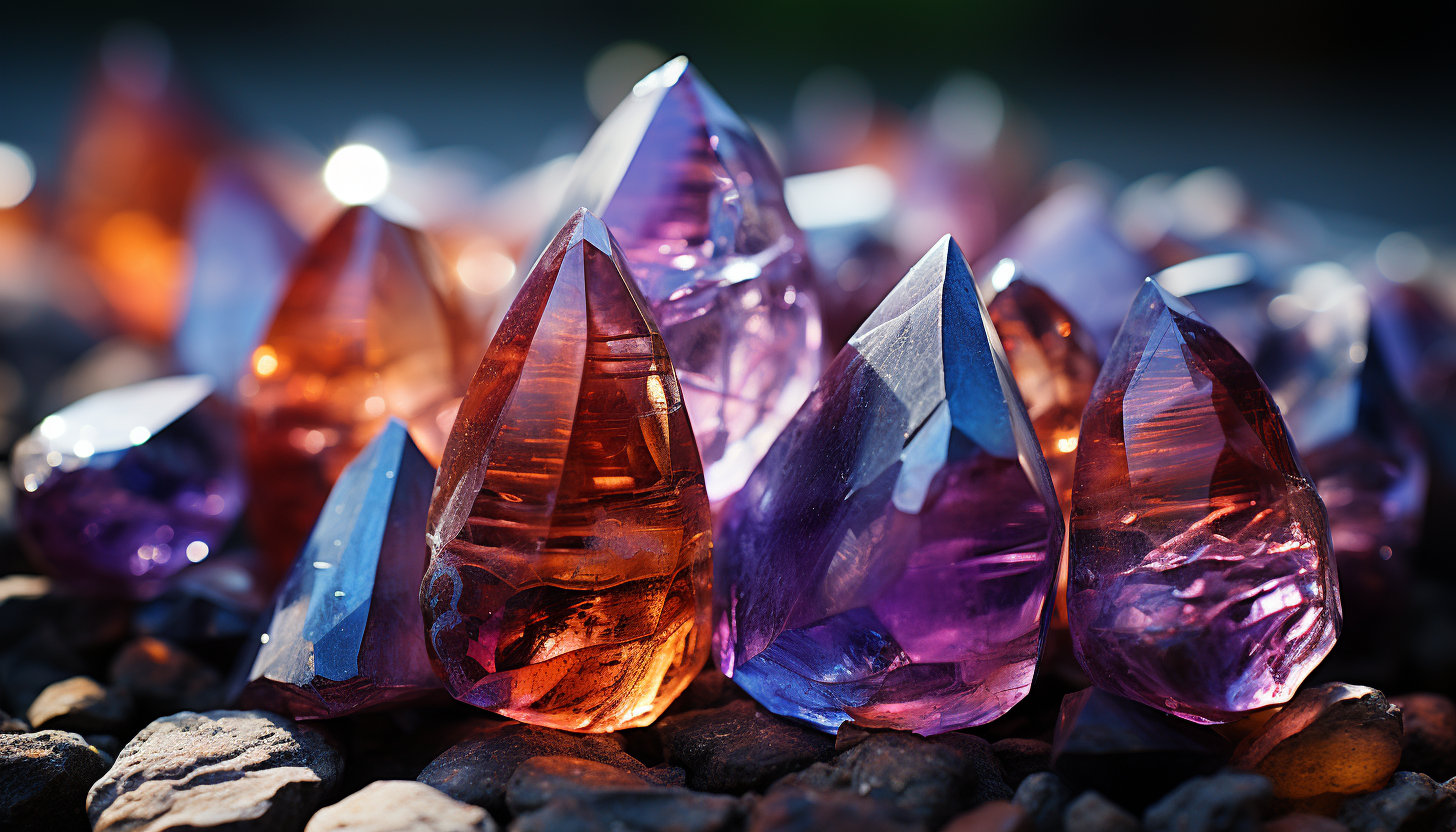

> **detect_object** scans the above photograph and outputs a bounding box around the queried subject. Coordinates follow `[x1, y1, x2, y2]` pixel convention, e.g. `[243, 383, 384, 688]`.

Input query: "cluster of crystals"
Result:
[422, 210, 712, 732]
[1068, 279, 1341, 723]
[715, 236, 1063, 734]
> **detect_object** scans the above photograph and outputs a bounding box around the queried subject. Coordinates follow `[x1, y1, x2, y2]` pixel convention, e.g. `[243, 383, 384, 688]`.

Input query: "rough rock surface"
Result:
[0, 729, 110, 831]
[1336, 771, 1456, 832]
[1389, 693, 1456, 781]
[1143, 770, 1275, 832]
[1232, 684, 1403, 803]
[0, 708, 29, 733]
[1064, 791, 1140, 832]
[935, 732, 1016, 804]
[505, 758, 742, 832]
[747, 785, 918, 832]
[653, 699, 835, 794]
[1014, 771, 1073, 832]
[109, 636, 225, 718]
[304, 780, 496, 832]
[26, 676, 130, 735]
[418, 720, 645, 818]
[942, 800, 1034, 832]
[87, 710, 343, 832]
[506, 755, 662, 813]
[993, 738, 1053, 790]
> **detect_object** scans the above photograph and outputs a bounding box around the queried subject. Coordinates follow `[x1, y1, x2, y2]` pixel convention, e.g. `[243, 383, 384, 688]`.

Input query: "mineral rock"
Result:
[1336, 771, 1455, 832]
[0, 730, 109, 831]
[1065, 791, 1140, 832]
[1390, 693, 1456, 781]
[110, 636, 224, 718]
[1013, 772, 1072, 832]
[1142, 770, 1275, 832]
[748, 786, 919, 832]
[653, 699, 835, 794]
[25, 676, 130, 735]
[304, 780, 497, 832]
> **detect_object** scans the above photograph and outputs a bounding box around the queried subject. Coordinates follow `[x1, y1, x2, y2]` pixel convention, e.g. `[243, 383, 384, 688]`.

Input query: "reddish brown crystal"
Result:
[422, 209, 711, 732]
[243, 206, 466, 579]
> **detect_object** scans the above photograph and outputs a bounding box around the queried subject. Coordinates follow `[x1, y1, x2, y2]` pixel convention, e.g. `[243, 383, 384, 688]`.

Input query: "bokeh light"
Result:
[323, 144, 390, 205]
[0, 143, 36, 209]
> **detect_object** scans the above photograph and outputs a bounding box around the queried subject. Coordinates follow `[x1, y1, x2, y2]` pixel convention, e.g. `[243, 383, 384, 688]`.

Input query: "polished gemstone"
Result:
[12, 375, 244, 599]
[56, 46, 218, 341]
[549, 57, 822, 503]
[242, 206, 467, 580]
[422, 209, 711, 732]
[241, 418, 440, 718]
[175, 162, 304, 394]
[715, 235, 1062, 735]
[1068, 278, 1340, 723]
[979, 184, 1151, 352]
[987, 260, 1101, 624]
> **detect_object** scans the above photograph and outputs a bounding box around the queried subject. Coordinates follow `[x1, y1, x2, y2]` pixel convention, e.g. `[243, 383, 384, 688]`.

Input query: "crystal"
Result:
[987, 260, 1101, 624]
[715, 235, 1063, 735]
[11, 375, 244, 599]
[548, 57, 822, 503]
[241, 418, 440, 717]
[422, 209, 711, 732]
[242, 206, 467, 580]
[979, 184, 1151, 353]
[1068, 278, 1340, 723]
[56, 46, 218, 341]
[175, 162, 304, 393]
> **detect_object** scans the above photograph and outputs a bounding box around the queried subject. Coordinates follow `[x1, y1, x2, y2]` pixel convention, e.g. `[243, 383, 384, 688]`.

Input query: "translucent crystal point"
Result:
[12, 375, 244, 599]
[241, 418, 440, 718]
[176, 163, 304, 393]
[548, 57, 822, 503]
[422, 209, 711, 733]
[1069, 278, 1340, 723]
[715, 236, 1062, 735]
[242, 206, 467, 580]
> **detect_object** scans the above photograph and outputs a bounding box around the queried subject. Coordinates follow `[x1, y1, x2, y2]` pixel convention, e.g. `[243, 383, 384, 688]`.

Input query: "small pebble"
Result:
[747, 785, 917, 832]
[1389, 693, 1456, 781]
[305, 780, 496, 832]
[653, 699, 835, 794]
[943, 800, 1034, 832]
[1143, 770, 1274, 832]
[26, 676, 130, 735]
[1065, 791, 1140, 832]
[1014, 771, 1073, 832]
[1336, 771, 1456, 832]
[0, 729, 109, 832]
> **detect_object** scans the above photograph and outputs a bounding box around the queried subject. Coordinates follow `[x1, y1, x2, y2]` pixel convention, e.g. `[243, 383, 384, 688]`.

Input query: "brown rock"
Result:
[1389, 693, 1456, 781]
[506, 756, 659, 814]
[305, 780, 496, 832]
[1336, 771, 1456, 832]
[1232, 684, 1403, 802]
[747, 785, 918, 832]
[653, 699, 835, 794]
[1261, 814, 1348, 831]
[1, 730, 110, 831]
[86, 710, 342, 832]
[109, 636, 225, 718]
[1065, 791, 1140, 832]
[26, 676, 130, 735]
[944, 800, 1034, 832]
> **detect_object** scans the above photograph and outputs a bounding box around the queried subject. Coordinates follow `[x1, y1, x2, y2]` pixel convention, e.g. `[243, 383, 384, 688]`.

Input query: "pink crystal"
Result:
[1069, 278, 1340, 723]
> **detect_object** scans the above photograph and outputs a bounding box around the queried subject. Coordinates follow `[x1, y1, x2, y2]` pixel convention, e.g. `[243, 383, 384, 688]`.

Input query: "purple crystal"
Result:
[12, 375, 245, 599]
[978, 184, 1151, 352]
[175, 162, 304, 393]
[549, 57, 823, 503]
[715, 235, 1062, 735]
[240, 418, 440, 718]
[1069, 279, 1340, 723]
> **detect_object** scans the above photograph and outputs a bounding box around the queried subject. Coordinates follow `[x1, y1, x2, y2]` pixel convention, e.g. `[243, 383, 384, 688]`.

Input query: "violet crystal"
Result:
[1069, 279, 1340, 723]
[715, 235, 1062, 735]
[12, 375, 244, 599]
[241, 417, 440, 717]
[549, 56, 822, 503]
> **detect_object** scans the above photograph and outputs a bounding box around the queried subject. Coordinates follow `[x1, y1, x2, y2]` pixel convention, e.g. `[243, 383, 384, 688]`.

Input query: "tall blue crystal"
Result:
[240, 418, 441, 717]
[715, 235, 1062, 735]
[175, 162, 303, 393]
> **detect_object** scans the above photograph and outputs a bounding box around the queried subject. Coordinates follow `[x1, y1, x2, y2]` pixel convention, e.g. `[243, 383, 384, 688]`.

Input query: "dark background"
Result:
[2, 1, 1453, 232]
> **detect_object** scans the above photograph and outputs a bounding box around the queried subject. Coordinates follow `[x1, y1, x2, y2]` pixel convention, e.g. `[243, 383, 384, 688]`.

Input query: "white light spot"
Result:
[73, 440, 95, 459]
[1375, 232, 1432, 283]
[129, 426, 152, 445]
[260, 633, 270, 644]
[334, 590, 345, 597]
[385, 470, 394, 479]
[658, 244, 672, 255]
[784, 165, 895, 230]
[989, 259, 1020, 292]
[313, 561, 332, 569]
[323, 144, 390, 205]
[1349, 342, 1368, 363]
[1155, 252, 1256, 296]
[333, 539, 342, 547]
[39, 415, 66, 438]
[0, 143, 36, 209]
[723, 261, 763, 285]
[363, 396, 386, 416]
[670, 254, 697, 270]
[23, 475, 37, 492]
[46, 451, 62, 467]
[456, 241, 517, 295]
[186, 541, 209, 562]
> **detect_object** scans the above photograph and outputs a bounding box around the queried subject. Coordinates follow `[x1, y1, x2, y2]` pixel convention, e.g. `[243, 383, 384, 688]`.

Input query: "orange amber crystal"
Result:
[243, 206, 466, 579]
[57, 48, 218, 341]
[422, 209, 711, 732]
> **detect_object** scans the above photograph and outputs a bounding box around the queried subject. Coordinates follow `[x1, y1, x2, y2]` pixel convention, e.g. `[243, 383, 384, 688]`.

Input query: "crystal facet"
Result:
[422, 209, 711, 732]
[715, 236, 1063, 735]
[1068, 279, 1340, 723]
[175, 162, 304, 393]
[242, 206, 466, 579]
[548, 57, 822, 503]
[241, 418, 440, 718]
[12, 375, 244, 599]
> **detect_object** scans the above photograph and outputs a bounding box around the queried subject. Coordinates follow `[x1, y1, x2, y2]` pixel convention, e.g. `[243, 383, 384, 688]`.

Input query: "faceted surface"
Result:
[242, 206, 467, 580]
[987, 261, 1101, 624]
[241, 418, 440, 718]
[56, 54, 218, 341]
[12, 375, 244, 599]
[422, 209, 711, 732]
[175, 162, 304, 393]
[1069, 279, 1340, 723]
[978, 184, 1151, 353]
[549, 57, 822, 503]
[715, 236, 1062, 735]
